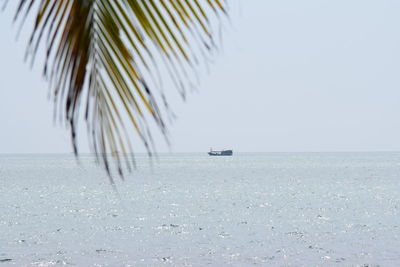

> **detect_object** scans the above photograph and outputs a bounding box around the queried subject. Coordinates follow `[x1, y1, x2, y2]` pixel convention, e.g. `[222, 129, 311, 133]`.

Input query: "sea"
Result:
[1, 153, 400, 266]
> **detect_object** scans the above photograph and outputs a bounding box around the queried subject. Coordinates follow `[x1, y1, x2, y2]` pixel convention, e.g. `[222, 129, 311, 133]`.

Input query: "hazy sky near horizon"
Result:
[1, 0, 400, 153]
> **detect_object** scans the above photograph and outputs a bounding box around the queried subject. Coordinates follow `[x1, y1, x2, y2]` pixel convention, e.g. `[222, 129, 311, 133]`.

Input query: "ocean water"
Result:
[1, 153, 400, 266]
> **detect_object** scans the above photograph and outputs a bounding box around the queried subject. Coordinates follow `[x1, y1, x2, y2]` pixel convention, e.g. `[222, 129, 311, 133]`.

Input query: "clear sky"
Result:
[1, 0, 400, 153]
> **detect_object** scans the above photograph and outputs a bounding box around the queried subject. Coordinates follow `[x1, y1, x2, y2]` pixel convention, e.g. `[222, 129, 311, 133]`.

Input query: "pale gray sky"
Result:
[1, 0, 400, 153]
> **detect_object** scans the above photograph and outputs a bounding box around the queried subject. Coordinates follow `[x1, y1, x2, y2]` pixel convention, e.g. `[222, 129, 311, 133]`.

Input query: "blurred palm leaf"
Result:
[8, 0, 226, 179]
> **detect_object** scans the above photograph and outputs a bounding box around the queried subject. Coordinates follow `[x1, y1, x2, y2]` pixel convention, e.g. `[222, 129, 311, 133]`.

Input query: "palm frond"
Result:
[10, 0, 226, 179]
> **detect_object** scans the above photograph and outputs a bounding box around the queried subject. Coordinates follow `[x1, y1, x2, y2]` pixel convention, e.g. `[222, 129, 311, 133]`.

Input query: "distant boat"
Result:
[208, 148, 233, 156]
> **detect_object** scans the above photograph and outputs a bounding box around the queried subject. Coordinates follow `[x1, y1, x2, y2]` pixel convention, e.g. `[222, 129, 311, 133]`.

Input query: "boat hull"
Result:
[208, 150, 233, 156]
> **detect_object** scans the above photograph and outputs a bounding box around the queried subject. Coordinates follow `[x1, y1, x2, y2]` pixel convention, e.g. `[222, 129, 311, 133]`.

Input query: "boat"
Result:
[208, 148, 233, 156]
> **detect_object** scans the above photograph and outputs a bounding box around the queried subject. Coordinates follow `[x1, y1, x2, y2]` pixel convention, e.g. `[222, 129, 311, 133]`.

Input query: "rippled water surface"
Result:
[1, 153, 400, 266]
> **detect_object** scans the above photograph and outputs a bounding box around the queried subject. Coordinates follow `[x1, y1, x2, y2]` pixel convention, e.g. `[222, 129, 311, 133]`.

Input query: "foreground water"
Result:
[1, 153, 400, 266]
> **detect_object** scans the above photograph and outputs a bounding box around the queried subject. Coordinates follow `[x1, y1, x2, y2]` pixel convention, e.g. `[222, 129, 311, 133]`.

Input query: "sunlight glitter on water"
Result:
[1, 153, 400, 266]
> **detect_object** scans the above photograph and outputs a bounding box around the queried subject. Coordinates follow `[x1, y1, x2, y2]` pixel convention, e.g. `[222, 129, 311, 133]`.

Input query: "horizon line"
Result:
[1, 151, 400, 155]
